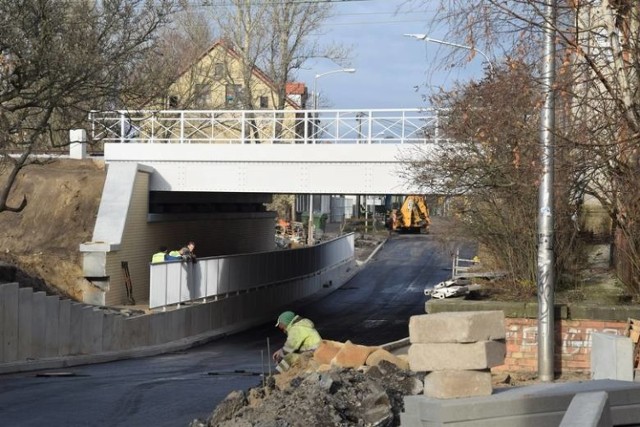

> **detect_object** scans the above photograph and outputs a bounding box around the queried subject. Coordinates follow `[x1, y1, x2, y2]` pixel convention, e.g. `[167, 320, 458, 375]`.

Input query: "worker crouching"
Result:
[272, 311, 321, 373]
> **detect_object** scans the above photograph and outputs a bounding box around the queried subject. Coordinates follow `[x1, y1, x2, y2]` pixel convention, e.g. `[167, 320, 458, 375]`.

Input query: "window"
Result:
[259, 96, 269, 109]
[194, 84, 211, 108]
[213, 62, 224, 79]
[225, 84, 242, 106]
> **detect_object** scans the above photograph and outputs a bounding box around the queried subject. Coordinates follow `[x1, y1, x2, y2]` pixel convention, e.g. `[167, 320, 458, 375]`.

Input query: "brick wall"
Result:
[426, 300, 640, 375]
[494, 317, 627, 374]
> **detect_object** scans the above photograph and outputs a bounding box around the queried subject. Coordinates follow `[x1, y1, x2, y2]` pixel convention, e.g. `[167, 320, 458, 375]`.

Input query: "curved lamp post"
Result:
[404, 33, 494, 74]
[313, 68, 356, 110]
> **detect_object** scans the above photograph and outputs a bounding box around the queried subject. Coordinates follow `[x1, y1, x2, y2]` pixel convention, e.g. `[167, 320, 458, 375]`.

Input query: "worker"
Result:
[272, 310, 322, 373]
[152, 246, 181, 264]
[180, 241, 197, 262]
[151, 246, 169, 264]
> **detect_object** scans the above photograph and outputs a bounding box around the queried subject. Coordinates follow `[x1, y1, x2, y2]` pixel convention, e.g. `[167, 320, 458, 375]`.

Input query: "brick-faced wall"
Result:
[494, 317, 627, 374]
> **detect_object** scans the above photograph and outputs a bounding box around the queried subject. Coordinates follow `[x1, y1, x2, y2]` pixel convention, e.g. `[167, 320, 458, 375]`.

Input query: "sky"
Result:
[295, 0, 488, 110]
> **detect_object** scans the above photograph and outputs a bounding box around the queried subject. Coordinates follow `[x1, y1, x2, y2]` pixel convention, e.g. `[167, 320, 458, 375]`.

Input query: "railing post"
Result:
[180, 111, 185, 144]
[367, 111, 373, 144]
[241, 110, 246, 143]
[120, 111, 126, 144]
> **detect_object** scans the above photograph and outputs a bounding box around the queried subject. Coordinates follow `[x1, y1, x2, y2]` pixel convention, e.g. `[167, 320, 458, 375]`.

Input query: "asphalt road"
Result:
[0, 233, 457, 427]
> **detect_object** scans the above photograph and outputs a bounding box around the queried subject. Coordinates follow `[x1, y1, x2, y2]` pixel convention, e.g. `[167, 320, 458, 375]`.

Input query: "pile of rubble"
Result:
[191, 341, 423, 427]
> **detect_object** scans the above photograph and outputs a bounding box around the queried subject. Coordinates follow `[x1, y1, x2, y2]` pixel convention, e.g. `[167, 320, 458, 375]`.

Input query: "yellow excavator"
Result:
[388, 195, 431, 234]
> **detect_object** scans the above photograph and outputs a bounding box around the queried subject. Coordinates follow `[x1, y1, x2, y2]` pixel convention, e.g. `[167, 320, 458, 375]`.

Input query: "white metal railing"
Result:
[89, 108, 446, 144]
[149, 233, 355, 309]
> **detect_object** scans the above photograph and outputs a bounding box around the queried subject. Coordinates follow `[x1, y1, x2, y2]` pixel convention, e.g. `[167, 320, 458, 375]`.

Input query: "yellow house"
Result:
[154, 40, 309, 144]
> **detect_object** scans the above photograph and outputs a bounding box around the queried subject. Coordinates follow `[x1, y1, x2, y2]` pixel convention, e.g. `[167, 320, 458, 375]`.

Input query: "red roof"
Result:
[286, 82, 307, 95]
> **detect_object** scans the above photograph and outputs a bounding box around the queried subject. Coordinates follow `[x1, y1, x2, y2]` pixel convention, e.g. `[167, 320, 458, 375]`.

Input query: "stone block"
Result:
[591, 332, 633, 381]
[314, 340, 344, 365]
[366, 348, 410, 371]
[17, 288, 33, 360]
[1, 283, 19, 362]
[81, 307, 103, 354]
[332, 341, 376, 368]
[409, 311, 505, 344]
[102, 313, 123, 352]
[44, 296, 60, 357]
[409, 341, 506, 371]
[31, 292, 46, 358]
[424, 369, 493, 399]
[69, 303, 84, 355]
[58, 299, 71, 356]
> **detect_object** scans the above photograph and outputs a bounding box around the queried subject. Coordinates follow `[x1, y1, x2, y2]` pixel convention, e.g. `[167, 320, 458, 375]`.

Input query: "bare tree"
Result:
[406, 0, 640, 297]
[0, 0, 176, 214]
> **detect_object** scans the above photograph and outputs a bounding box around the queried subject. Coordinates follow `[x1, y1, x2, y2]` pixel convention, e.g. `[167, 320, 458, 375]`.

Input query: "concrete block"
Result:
[424, 370, 493, 399]
[31, 291, 46, 358]
[44, 296, 60, 358]
[560, 391, 612, 427]
[102, 313, 124, 352]
[167, 308, 186, 342]
[591, 332, 633, 381]
[332, 341, 376, 368]
[409, 341, 506, 372]
[149, 312, 167, 345]
[17, 288, 33, 360]
[69, 303, 84, 355]
[122, 315, 150, 349]
[81, 307, 103, 354]
[366, 348, 410, 371]
[58, 299, 71, 356]
[409, 311, 505, 344]
[314, 340, 344, 365]
[1, 283, 19, 362]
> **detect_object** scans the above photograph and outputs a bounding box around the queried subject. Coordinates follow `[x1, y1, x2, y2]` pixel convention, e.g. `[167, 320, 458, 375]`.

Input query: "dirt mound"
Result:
[195, 359, 423, 427]
[0, 158, 105, 299]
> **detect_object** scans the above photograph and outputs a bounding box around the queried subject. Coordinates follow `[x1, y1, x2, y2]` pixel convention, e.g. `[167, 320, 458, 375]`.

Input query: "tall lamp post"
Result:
[307, 67, 356, 246]
[404, 34, 494, 74]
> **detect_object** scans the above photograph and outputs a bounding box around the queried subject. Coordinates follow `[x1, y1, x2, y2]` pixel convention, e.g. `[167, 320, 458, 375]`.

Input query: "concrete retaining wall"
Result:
[426, 300, 640, 374]
[0, 257, 354, 373]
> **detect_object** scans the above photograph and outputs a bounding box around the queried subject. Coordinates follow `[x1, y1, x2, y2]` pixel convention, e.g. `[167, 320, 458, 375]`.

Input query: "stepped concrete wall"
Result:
[0, 256, 354, 373]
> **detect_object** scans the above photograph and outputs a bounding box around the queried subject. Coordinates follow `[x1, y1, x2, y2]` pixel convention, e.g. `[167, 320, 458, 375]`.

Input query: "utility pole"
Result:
[537, 0, 557, 382]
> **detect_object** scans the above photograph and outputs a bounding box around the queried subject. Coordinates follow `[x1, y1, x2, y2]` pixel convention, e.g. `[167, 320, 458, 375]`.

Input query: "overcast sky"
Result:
[295, 0, 488, 110]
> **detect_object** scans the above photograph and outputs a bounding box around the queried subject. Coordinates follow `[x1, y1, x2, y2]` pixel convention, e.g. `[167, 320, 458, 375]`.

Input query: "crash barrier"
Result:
[149, 233, 355, 309]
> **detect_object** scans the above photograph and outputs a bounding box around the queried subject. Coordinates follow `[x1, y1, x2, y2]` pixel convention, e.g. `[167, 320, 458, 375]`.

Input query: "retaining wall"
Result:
[0, 257, 354, 373]
[426, 300, 640, 374]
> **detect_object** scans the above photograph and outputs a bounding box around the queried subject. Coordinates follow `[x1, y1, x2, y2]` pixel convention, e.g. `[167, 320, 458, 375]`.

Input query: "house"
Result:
[166, 40, 307, 111]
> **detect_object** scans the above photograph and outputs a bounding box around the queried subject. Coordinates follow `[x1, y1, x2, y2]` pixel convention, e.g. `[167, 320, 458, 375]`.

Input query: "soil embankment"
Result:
[0, 158, 105, 299]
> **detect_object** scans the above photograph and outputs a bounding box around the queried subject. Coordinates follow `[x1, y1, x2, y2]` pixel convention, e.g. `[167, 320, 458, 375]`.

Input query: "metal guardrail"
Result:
[149, 233, 355, 309]
[89, 108, 447, 145]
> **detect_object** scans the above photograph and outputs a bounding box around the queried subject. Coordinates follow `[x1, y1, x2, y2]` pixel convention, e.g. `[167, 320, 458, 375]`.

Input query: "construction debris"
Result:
[191, 341, 423, 427]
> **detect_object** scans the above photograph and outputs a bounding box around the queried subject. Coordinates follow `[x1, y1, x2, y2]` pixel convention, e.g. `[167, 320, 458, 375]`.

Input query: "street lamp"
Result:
[307, 68, 355, 246]
[313, 68, 356, 110]
[404, 33, 494, 74]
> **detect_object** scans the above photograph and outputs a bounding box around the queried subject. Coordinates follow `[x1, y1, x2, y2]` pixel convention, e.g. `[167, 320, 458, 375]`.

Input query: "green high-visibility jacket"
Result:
[169, 250, 181, 257]
[151, 252, 166, 264]
[282, 316, 322, 355]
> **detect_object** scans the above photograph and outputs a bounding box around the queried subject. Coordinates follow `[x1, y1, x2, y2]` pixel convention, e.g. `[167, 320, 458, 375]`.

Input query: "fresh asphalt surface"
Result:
[0, 233, 461, 426]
